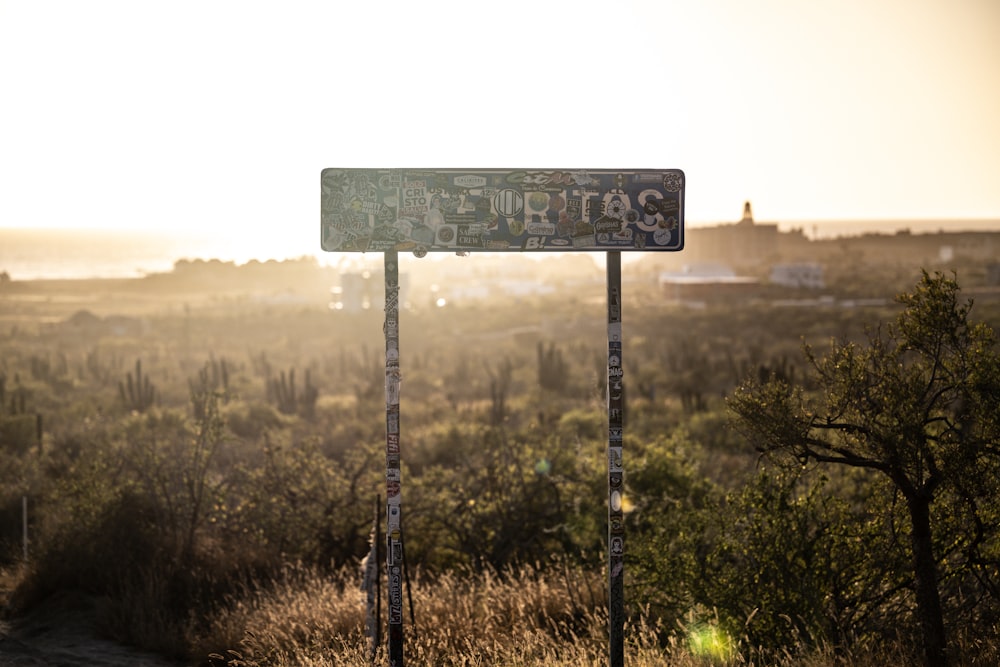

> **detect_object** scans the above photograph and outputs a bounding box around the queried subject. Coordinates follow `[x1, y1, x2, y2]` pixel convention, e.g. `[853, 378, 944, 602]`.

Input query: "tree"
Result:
[728, 272, 1000, 667]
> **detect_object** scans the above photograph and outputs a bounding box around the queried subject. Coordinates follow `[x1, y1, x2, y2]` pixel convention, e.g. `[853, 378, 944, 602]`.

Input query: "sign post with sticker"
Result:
[383, 250, 404, 667]
[321, 168, 684, 667]
[607, 251, 626, 667]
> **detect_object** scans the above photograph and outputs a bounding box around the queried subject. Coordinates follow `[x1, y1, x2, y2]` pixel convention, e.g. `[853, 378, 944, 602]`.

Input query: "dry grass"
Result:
[7, 560, 997, 666]
[187, 564, 998, 667]
[195, 563, 610, 666]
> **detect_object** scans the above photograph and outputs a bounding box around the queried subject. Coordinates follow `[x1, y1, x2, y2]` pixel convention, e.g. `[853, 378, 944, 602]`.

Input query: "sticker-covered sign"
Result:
[321, 169, 685, 253]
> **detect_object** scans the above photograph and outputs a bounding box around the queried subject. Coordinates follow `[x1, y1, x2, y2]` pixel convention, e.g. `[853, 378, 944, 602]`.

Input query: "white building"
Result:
[770, 263, 824, 289]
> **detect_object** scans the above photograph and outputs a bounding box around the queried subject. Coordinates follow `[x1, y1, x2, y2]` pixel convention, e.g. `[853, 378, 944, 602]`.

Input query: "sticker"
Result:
[437, 225, 456, 245]
[389, 567, 402, 623]
[454, 174, 487, 188]
[457, 226, 485, 247]
[402, 181, 428, 211]
[609, 446, 623, 471]
[595, 215, 623, 234]
[526, 191, 549, 212]
[609, 377, 623, 401]
[608, 322, 622, 342]
[565, 198, 582, 221]
[392, 540, 402, 565]
[526, 221, 556, 236]
[493, 189, 524, 218]
[609, 288, 621, 321]
[611, 489, 622, 512]
[321, 169, 683, 252]
[604, 194, 629, 220]
[663, 172, 684, 192]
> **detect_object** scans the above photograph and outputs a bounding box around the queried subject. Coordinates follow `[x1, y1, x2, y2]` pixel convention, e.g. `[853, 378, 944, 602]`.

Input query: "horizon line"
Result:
[2, 216, 1000, 233]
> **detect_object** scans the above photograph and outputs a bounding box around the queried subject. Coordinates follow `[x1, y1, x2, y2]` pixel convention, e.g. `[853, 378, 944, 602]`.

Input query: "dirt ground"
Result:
[0, 592, 186, 667]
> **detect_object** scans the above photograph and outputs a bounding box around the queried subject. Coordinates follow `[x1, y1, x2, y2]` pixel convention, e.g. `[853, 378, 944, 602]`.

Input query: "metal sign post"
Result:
[606, 252, 625, 667]
[23, 495, 29, 562]
[321, 168, 684, 666]
[384, 250, 404, 666]
[362, 494, 381, 665]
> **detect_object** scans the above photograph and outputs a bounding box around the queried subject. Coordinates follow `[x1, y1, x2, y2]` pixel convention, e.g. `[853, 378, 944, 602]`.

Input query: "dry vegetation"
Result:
[1, 258, 999, 666]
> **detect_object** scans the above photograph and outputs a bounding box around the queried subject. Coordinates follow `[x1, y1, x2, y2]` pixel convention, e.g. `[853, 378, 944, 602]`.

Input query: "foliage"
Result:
[3, 267, 999, 664]
[224, 436, 379, 567]
[729, 271, 1000, 666]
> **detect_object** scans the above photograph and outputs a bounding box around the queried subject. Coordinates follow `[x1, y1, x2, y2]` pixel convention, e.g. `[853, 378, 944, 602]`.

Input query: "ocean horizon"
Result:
[2, 219, 999, 281]
[0, 228, 327, 281]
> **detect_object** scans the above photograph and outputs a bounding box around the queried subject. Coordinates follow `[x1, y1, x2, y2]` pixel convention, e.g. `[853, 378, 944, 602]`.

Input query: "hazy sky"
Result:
[2, 0, 999, 258]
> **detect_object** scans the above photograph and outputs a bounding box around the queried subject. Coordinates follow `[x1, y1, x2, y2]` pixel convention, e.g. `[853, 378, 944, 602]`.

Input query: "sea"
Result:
[2, 219, 999, 281]
[0, 228, 327, 281]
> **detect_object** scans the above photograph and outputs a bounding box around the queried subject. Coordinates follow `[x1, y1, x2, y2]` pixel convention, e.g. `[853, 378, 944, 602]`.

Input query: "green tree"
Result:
[729, 272, 1000, 667]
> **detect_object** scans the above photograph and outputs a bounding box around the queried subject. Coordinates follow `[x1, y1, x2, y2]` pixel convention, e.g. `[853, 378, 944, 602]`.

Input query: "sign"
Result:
[321, 169, 684, 253]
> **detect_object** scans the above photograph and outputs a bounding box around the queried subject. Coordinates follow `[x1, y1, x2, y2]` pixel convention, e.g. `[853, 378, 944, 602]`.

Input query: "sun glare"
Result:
[687, 622, 735, 661]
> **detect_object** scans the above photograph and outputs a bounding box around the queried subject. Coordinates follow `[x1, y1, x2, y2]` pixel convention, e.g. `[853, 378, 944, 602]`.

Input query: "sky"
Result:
[2, 0, 999, 262]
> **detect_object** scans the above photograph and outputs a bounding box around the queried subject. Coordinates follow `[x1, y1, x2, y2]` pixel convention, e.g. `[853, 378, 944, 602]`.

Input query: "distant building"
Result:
[987, 263, 1000, 286]
[770, 262, 825, 289]
[659, 263, 760, 302]
[954, 234, 997, 261]
[685, 202, 780, 269]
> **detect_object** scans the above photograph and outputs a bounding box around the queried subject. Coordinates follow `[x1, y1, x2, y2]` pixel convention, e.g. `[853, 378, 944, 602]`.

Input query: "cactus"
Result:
[6, 382, 28, 416]
[487, 357, 513, 426]
[267, 369, 296, 415]
[537, 341, 569, 394]
[300, 369, 319, 420]
[30, 355, 52, 383]
[757, 354, 796, 385]
[1, 375, 32, 417]
[119, 359, 156, 413]
[0, 379, 42, 454]
[189, 357, 231, 420]
[267, 367, 319, 418]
